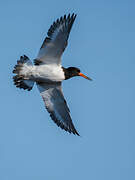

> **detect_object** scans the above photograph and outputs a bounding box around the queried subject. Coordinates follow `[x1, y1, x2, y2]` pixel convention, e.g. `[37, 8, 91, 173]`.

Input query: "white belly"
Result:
[31, 64, 65, 82]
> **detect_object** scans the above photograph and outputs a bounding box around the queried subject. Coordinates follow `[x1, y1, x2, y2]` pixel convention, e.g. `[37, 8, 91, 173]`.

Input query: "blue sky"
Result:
[0, 0, 135, 179]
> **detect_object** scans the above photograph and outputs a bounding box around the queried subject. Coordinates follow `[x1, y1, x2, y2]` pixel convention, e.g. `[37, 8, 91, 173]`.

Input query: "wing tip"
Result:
[71, 127, 80, 136]
[49, 112, 80, 136]
[63, 13, 77, 21]
[63, 125, 80, 136]
[42, 13, 77, 50]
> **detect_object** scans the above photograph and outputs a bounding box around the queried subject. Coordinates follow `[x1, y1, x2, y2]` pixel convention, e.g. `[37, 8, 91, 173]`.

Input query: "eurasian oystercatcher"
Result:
[13, 13, 92, 136]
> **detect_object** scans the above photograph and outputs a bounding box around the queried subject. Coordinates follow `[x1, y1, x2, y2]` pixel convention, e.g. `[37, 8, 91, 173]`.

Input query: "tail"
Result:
[13, 55, 34, 91]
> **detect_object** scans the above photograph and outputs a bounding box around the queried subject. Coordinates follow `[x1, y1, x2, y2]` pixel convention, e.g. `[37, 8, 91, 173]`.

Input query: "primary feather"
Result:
[35, 13, 77, 65]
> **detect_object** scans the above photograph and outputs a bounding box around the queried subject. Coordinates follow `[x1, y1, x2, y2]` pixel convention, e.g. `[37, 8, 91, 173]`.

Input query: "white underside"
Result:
[20, 64, 65, 82]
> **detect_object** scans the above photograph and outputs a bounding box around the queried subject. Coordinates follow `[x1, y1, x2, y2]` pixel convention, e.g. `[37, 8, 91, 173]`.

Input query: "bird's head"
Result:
[64, 67, 92, 80]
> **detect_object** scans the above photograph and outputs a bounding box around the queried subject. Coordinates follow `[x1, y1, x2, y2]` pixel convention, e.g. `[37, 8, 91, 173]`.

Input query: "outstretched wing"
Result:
[35, 13, 77, 65]
[36, 82, 79, 136]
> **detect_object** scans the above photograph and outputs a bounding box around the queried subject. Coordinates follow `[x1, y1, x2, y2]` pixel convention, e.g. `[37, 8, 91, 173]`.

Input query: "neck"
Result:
[62, 67, 72, 80]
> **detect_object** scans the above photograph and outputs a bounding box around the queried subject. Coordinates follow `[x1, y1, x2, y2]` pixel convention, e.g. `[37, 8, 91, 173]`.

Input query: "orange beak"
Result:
[79, 73, 92, 81]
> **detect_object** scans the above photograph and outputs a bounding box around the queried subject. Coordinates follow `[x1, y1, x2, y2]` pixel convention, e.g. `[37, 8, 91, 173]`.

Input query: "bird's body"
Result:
[20, 63, 65, 82]
[13, 13, 91, 136]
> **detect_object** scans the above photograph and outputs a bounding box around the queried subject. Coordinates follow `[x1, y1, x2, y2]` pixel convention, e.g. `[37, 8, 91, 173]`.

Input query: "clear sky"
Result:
[0, 0, 135, 179]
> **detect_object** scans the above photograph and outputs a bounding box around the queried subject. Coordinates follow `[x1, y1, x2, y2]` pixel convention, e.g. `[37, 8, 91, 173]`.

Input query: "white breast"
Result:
[32, 64, 65, 82]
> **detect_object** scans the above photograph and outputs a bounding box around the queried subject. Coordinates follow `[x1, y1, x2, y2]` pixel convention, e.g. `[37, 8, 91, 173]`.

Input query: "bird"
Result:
[13, 13, 92, 136]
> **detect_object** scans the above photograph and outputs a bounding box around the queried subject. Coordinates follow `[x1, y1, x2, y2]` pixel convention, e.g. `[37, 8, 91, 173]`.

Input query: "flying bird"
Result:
[13, 13, 92, 136]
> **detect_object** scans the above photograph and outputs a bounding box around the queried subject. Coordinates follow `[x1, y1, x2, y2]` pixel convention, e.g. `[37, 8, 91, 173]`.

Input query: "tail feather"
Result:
[13, 55, 34, 91]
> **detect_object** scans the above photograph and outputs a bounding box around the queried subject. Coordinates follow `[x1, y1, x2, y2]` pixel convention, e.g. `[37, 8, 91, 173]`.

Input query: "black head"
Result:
[63, 67, 92, 80]
[67, 67, 80, 76]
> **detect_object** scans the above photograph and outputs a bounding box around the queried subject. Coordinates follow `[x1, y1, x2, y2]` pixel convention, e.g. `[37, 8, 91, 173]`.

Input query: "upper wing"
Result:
[36, 82, 79, 136]
[35, 13, 77, 65]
